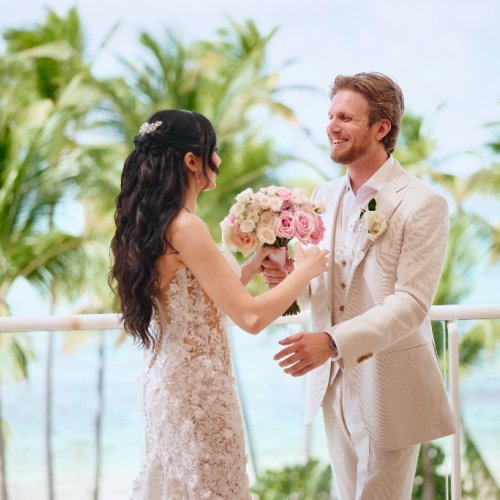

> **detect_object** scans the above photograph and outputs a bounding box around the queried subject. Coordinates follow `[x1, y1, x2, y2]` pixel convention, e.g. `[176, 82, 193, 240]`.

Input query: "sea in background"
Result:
[2, 310, 500, 499]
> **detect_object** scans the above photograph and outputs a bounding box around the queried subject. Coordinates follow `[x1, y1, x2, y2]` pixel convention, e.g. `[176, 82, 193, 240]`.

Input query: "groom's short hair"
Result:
[330, 72, 404, 154]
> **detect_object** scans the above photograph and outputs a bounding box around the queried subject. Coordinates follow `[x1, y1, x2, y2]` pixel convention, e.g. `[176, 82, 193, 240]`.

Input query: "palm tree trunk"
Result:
[304, 422, 312, 460]
[44, 331, 55, 500]
[44, 211, 55, 500]
[421, 442, 435, 500]
[93, 332, 105, 500]
[0, 387, 8, 500]
[229, 335, 259, 481]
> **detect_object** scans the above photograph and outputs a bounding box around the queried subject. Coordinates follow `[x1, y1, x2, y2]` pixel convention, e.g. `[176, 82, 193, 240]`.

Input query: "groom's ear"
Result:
[375, 119, 391, 142]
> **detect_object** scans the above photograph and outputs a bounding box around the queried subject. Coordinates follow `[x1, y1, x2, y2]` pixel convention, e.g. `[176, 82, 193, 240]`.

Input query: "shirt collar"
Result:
[343, 156, 394, 193]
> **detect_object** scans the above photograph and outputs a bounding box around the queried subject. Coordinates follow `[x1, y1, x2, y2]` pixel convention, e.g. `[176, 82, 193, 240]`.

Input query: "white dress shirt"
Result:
[341, 157, 395, 273]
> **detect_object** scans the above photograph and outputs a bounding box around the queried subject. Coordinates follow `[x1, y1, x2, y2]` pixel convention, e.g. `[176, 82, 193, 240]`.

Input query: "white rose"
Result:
[253, 192, 271, 210]
[257, 210, 278, 228]
[220, 218, 231, 248]
[256, 227, 276, 244]
[242, 210, 259, 224]
[269, 197, 283, 212]
[361, 210, 387, 241]
[263, 185, 278, 196]
[245, 201, 261, 220]
[230, 202, 247, 218]
[240, 219, 256, 233]
[290, 188, 309, 205]
[235, 187, 254, 204]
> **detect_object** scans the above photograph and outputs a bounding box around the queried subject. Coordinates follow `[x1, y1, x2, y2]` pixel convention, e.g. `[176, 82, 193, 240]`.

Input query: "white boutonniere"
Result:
[359, 198, 387, 241]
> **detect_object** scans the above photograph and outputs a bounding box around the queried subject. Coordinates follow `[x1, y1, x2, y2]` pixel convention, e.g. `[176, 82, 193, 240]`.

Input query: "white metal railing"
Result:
[1, 304, 499, 332]
[1, 304, 500, 500]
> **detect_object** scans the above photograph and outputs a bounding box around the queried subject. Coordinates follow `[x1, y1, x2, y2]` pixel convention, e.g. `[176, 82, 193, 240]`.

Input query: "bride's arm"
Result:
[170, 213, 327, 334]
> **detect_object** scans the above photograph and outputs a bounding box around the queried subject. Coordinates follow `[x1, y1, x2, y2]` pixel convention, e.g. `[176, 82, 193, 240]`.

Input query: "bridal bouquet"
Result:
[220, 186, 326, 315]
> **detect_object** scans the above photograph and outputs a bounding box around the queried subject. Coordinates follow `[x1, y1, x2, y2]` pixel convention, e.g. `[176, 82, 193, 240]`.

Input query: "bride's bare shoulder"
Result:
[170, 211, 210, 242]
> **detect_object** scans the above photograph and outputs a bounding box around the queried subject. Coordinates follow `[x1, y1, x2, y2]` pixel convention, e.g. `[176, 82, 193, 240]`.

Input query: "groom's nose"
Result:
[327, 118, 341, 137]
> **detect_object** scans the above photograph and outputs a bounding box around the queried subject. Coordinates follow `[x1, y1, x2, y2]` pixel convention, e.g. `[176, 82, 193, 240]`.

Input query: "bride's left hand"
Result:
[240, 247, 281, 286]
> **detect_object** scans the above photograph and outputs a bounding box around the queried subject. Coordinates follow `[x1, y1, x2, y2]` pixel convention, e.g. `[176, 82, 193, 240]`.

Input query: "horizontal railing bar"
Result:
[429, 304, 500, 320]
[0, 311, 311, 332]
[0, 305, 499, 333]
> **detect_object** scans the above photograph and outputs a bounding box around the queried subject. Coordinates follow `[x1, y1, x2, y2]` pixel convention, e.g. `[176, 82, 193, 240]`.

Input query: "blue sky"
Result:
[2, 0, 499, 174]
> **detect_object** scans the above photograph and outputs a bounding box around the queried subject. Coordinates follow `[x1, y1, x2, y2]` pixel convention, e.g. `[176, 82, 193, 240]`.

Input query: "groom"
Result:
[264, 72, 455, 499]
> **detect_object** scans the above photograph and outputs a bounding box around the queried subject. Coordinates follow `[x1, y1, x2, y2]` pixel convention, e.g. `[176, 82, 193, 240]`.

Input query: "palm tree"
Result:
[0, 10, 101, 491]
[2, 8, 120, 499]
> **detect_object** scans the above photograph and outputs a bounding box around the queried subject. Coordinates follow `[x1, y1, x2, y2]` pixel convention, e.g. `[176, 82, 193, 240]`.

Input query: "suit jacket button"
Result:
[339, 305, 345, 312]
[356, 352, 373, 363]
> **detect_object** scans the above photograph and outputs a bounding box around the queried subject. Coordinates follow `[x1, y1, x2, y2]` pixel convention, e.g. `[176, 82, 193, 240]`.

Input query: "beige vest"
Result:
[332, 190, 350, 327]
[328, 191, 351, 384]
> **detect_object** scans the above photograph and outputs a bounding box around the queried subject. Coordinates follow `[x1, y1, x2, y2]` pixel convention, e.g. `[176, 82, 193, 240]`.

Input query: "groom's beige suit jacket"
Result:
[302, 159, 456, 450]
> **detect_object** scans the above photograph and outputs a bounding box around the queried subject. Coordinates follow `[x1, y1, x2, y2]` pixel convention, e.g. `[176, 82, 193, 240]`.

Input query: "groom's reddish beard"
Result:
[330, 128, 372, 165]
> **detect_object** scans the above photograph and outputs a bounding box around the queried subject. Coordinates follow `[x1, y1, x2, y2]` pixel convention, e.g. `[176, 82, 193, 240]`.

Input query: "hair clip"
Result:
[138, 120, 162, 136]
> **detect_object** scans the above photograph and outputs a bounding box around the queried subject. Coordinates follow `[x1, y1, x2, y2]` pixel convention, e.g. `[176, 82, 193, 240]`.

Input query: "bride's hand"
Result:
[240, 246, 281, 285]
[293, 242, 329, 278]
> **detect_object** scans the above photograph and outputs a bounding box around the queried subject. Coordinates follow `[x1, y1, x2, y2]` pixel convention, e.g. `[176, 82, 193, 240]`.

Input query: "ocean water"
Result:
[2, 319, 500, 499]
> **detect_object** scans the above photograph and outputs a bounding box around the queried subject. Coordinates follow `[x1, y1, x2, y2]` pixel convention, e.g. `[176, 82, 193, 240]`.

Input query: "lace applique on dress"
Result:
[130, 264, 250, 500]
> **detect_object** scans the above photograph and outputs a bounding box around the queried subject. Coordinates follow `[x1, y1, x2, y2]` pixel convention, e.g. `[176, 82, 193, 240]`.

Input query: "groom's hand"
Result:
[273, 332, 334, 377]
[262, 255, 294, 288]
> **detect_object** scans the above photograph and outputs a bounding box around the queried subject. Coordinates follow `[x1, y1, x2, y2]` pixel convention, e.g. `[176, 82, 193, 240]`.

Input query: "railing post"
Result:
[448, 321, 461, 500]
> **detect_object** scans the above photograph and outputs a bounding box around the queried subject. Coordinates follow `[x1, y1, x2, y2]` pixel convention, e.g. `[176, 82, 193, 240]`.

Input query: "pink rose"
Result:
[295, 211, 315, 243]
[274, 211, 296, 239]
[276, 187, 293, 199]
[309, 214, 326, 244]
[280, 200, 297, 213]
[228, 213, 236, 224]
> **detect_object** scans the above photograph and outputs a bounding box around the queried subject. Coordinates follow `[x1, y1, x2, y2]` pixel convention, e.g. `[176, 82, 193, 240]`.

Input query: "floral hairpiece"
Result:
[138, 120, 162, 136]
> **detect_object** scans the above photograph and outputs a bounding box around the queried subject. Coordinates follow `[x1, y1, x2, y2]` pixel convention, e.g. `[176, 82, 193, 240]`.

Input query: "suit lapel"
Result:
[347, 162, 409, 284]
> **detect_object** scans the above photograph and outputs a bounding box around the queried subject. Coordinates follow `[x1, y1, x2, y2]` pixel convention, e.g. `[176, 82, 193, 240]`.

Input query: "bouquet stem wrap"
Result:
[266, 241, 300, 316]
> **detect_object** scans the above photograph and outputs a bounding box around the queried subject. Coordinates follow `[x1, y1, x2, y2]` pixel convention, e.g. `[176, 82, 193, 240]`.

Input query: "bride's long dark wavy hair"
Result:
[109, 109, 218, 349]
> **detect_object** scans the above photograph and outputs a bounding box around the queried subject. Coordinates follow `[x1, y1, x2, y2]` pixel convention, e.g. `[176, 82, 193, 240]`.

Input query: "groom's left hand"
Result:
[274, 332, 334, 377]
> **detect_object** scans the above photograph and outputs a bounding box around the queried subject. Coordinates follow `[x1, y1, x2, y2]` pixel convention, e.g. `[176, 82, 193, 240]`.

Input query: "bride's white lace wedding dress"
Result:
[130, 264, 251, 499]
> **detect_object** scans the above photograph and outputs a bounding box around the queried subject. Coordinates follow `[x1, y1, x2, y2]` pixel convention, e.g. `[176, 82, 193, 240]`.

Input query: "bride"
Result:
[109, 109, 328, 499]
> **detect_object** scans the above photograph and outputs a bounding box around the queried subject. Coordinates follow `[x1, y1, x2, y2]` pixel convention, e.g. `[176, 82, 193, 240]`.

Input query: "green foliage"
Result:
[3, 7, 86, 101]
[0, 9, 99, 307]
[458, 320, 500, 371]
[394, 111, 438, 170]
[468, 115, 500, 196]
[250, 458, 332, 500]
[462, 427, 500, 499]
[0, 333, 35, 384]
[434, 210, 493, 306]
[412, 443, 449, 499]
[94, 18, 301, 239]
